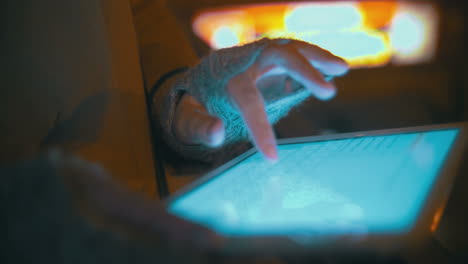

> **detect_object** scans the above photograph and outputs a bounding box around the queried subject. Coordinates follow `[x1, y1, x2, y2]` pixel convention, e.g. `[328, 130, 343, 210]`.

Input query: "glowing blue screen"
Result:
[169, 129, 459, 236]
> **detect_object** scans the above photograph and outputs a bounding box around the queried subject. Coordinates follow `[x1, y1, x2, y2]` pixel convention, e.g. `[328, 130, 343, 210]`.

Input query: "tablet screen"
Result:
[169, 129, 459, 236]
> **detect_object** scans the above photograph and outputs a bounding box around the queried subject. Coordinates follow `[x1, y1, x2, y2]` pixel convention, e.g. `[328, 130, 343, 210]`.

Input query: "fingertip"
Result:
[263, 143, 279, 163]
[310, 82, 336, 101]
[266, 154, 279, 164]
[319, 86, 337, 101]
[206, 119, 225, 147]
[319, 57, 349, 77]
[334, 58, 350, 76]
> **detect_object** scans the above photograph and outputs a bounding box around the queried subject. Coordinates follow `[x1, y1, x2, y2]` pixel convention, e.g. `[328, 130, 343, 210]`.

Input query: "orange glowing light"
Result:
[358, 1, 398, 29]
[192, 1, 437, 68]
[244, 5, 288, 34]
[430, 206, 445, 233]
[193, 10, 255, 48]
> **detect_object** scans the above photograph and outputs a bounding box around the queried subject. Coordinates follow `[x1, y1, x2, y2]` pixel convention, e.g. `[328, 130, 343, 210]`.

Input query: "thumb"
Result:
[174, 94, 225, 148]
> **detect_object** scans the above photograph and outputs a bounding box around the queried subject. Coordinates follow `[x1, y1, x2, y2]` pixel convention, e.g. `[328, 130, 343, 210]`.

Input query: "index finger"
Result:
[227, 73, 278, 161]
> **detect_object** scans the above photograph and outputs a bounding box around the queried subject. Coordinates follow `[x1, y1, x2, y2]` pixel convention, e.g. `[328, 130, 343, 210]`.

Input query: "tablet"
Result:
[166, 123, 468, 255]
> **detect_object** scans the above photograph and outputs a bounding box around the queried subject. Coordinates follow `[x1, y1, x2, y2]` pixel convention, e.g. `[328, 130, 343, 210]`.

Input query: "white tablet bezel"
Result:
[165, 122, 468, 256]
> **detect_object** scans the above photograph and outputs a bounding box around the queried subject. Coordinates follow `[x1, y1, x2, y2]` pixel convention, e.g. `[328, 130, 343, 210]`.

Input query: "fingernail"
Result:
[337, 59, 350, 75]
[264, 144, 279, 163]
[319, 85, 336, 100]
[210, 127, 225, 147]
[206, 120, 225, 147]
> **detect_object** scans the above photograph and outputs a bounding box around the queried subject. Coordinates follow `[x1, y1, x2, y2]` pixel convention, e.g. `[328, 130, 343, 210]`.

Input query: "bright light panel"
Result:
[192, 1, 438, 68]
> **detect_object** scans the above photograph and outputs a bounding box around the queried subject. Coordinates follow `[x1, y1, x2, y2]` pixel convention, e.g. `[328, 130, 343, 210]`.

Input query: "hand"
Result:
[48, 150, 225, 252]
[173, 39, 348, 161]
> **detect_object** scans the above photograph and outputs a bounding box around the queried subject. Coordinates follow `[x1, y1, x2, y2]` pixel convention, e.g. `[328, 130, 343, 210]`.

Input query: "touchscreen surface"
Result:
[169, 129, 459, 236]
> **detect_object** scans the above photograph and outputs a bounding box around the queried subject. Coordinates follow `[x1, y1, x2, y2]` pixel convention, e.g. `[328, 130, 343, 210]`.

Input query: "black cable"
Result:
[148, 67, 188, 102]
[143, 67, 188, 199]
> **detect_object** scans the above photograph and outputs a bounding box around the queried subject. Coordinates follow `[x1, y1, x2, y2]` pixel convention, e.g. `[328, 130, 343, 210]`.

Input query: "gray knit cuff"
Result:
[173, 38, 271, 144]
